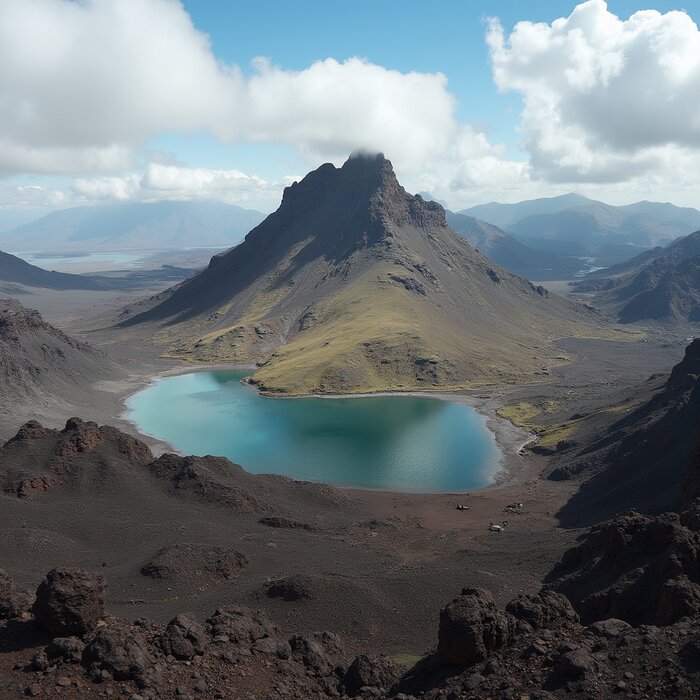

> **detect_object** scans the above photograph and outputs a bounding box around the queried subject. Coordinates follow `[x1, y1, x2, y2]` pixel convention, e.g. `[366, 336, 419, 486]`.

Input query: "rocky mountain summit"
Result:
[121, 153, 609, 394]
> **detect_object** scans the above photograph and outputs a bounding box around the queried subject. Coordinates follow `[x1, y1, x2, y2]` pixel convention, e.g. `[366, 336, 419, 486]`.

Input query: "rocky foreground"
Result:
[1, 488, 699, 699]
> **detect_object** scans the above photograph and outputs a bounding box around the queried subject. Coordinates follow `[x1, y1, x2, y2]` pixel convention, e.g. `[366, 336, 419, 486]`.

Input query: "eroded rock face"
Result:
[206, 606, 277, 647]
[148, 454, 264, 513]
[2, 418, 153, 498]
[289, 631, 346, 678]
[83, 620, 156, 687]
[159, 613, 207, 660]
[437, 587, 515, 665]
[33, 568, 105, 637]
[343, 654, 402, 697]
[547, 510, 700, 625]
[0, 569, 31, 620]
[506, 590, 580, 630]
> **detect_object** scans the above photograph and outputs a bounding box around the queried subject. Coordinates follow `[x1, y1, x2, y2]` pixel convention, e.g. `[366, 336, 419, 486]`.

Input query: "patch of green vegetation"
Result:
[496, 402, 542, 427]
[161, 251, 630, 395]
[389, 653, 422, 669]
[499, 397, 642, 454]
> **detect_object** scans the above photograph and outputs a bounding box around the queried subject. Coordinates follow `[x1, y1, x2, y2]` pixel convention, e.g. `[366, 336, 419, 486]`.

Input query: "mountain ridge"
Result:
[573, 230, 700, 323]
[121, 153, 615, 395]
[461, 195, 700, 266]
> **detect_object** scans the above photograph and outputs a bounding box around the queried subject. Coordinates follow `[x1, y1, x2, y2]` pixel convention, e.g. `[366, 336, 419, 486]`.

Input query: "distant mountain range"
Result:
[120, 153, 611, 394]
[0, 200, 265, 252]
[0, 246, 201, 295]
[573, 230, 700, 323]
[0, 249, 117, 291]
[445, 211, 582, 280]
[460, 194, 700, 267]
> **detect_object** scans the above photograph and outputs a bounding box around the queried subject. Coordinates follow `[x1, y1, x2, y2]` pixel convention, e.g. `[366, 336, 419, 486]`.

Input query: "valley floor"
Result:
[0, 284, 694, 663]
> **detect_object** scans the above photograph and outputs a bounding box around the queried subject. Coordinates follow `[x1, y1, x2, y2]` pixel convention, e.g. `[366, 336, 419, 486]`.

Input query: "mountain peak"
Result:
[278, 153, 445, 236]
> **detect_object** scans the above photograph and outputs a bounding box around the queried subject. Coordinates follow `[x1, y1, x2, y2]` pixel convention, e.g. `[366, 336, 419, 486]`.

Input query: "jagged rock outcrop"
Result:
[83, 619, 157, 687]
[121, 153, 607, 394]
[505, 589, 580, 630]
[33, 567, 105, 637]
[1, 563, 699, 698]
[289, 631, 346, 678]
[437, 587, 515, 665]
[1, 417, 152, 498]
[547, 510, 700, 626]
[206, 605, 278, 647]
[343, 654, 403, 697]
[159, 614, 208, 660]
[555, 339, 700, 524]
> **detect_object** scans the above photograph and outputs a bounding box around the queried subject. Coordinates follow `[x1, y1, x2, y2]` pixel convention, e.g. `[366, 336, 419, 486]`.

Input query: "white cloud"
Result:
[68, 164, 296, 212]
[487, 0, 700, 183]
[0, 185, 68, 209]
[0, 0, 460, 178]
[1, 0, 699, 212]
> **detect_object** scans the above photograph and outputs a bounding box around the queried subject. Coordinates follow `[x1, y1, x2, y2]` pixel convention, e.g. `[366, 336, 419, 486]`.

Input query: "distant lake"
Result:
[13, 251, 144, 272]
[124, 371, 502, 492]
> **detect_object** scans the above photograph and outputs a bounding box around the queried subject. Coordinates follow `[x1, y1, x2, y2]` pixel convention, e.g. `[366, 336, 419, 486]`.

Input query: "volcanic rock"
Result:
[289, 631, 346, 677]
[1, 418, 153, 498]
[140, 543, 248, 588]
[33, 568, 105, 637]
[159, 614, 208, 660]
[45, 636, 85, 664]
[83, 619, 156, 687]
[344, 654, 403, 696]
[505, 590, 579, 630]
[0, 569, 31, 620]
[206, 606, 277, 648]
[437, 587, 515, 665]
[547, 511, 700, 625]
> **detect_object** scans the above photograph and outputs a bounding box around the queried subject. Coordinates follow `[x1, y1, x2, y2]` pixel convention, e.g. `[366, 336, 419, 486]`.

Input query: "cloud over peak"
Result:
[0, 0, 462, 177]
[0, 0, 699, 210]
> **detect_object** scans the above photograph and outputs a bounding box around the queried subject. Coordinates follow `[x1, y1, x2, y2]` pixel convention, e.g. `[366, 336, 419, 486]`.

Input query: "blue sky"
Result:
[1, 0, 699, 216]
[165, 0, 692, 177]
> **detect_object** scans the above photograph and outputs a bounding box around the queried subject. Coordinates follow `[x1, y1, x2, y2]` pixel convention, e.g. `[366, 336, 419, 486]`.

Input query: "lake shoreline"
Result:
[119, 362, 534, 496]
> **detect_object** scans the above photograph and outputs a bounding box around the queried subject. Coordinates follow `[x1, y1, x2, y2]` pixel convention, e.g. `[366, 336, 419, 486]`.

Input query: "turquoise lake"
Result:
[124, 371, 502, 492]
